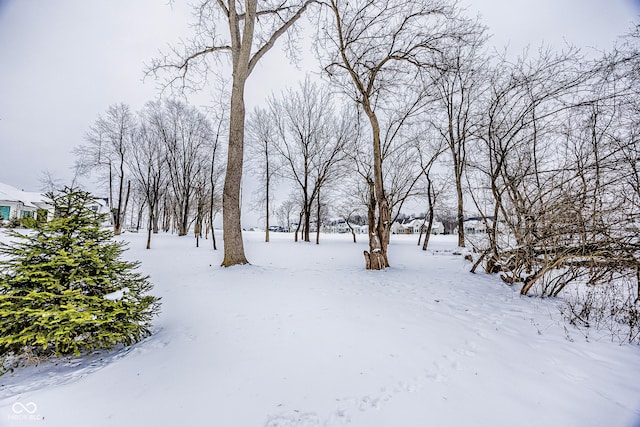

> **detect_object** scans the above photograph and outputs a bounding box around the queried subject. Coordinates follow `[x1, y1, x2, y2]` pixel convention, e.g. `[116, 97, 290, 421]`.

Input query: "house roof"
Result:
[465, 216, 494, 222]
[0, 182, 47, 208]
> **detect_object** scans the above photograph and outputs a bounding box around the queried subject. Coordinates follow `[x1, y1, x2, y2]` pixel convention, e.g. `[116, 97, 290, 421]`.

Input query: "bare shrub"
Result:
[560, 275, 640, 344]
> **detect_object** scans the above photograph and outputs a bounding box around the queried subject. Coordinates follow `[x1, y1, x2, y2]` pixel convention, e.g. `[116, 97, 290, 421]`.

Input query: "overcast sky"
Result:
[0, 0, 638, 195]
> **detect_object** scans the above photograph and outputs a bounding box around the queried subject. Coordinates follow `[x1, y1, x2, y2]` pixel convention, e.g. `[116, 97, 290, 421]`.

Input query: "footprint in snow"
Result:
[264, 411, 320, 427]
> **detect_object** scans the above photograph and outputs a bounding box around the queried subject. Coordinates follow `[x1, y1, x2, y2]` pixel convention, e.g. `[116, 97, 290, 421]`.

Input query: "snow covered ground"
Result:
[1, 231, 639, 427]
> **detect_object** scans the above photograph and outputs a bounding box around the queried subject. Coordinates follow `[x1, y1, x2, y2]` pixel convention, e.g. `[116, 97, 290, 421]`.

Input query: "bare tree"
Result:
[76, 103, 134, 235]
[496, 48, 588, 285]
[427, 22, 488, 247]
[193, 113, 225, 249]
[127, 184, 147, 231]
[127, 102, 169, 249]
[334, 181, 367, 243]
[202, 88, 228, 250]
[151, 100, 213, 236]
[415, 133, 447, 251]
[268, 78, 353, 243]
[192, 161, 209, 248]
[276, 196, 298, 232]
[38, 171, 64, 193]
[319, 0, 472, 269]
[341, 108, 430, 248]
[463, 45, 640, 305]
[207, 110, 226, 251]
[247, 106, 280, 242]
[146, 0, 317, 266]
[381, 112, 435, 230]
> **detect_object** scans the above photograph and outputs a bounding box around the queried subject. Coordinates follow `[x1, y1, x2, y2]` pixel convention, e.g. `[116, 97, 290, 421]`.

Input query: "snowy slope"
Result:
[1, 232, 639, 426]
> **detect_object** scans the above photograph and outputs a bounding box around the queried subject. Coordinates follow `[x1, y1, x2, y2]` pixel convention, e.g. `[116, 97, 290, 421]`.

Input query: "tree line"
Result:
[76, 99, 225, 250]
[79, 0, 638, 303]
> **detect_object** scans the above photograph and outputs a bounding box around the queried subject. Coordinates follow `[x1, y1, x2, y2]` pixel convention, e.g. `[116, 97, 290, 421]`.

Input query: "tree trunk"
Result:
[303, 202, 311, 242]
[315, 188, 321, 245]
[115, 179, 130, 236]
[130, 200, 135, 229]
[113, 161, 127, 236]
[208, 143, 218, 250]
[422, 177, 435, 251]
[221, 66, 249, 265]
[136, 199, 145, 231]
[456, 173, 465, 247]
[345, 218, 357, 243]
[146, 202, 155, 250]
[177, 188, 191, 236]
[109, 162, 115, 232]
[363, 106, 390, 269]
[207, 206, 217, 250]
[294, 211, 303, 242]
[153, 202, 160, 234]
[422, 215, 434, 251]
[364, 177, 387, 269]
[636, 265, 640, 304]
[265, 148, 270, 243]
[195, 219, 201, 248]
[220, 0, 260, 266]
[211, 220, 217, 250]
[162, 196, 171, 233]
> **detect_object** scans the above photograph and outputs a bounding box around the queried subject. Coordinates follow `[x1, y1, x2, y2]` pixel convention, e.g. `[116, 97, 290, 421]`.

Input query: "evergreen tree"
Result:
[0, 187, 160, 366]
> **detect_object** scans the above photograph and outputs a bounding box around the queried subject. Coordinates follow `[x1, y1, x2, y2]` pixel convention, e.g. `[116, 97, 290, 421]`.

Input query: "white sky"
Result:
[0, 0, 638, 195]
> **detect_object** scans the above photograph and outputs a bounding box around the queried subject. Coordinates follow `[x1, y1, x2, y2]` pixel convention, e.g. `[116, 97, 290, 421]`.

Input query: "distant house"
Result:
[334, 220, 350, 234]
[0, 182, 53, 223]
[430, 221, 445, 235]
[0, 183, 111, 226]
[405, 219, 423, 234]
[88, 197, 110, 215]
[322, 218, 352, 234]
[321, 218, 371, 235]
[88, 197, 112, 227]
[391, 217, 445, 235]
[391, 219, 412, 234]
[463, 217, 492, 235]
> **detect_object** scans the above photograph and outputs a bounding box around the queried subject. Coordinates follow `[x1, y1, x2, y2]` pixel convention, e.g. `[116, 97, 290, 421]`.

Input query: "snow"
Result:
[0, 183, 45, 207]
[1, 231, 639, 426]
[103, 288, 128, 301]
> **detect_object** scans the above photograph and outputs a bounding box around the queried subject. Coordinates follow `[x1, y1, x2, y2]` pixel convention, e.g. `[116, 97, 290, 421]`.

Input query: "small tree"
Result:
[0, 187, 160, 368]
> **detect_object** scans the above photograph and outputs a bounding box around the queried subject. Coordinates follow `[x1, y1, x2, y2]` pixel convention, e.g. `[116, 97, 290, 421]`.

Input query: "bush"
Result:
[0, 187, 160, 369]
[6, 217, 20, 229]
[19, 216, 38, 229]
[560, 276, 640, 344]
